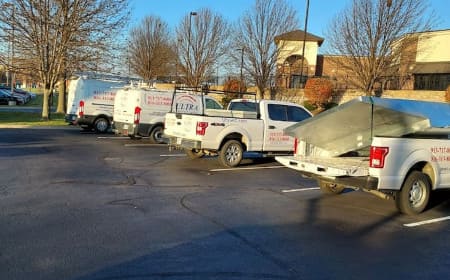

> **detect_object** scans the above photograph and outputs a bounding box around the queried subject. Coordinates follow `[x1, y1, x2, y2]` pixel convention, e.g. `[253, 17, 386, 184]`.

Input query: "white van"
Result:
[65, 76, 127, 133]
[112, 87, 222, 143]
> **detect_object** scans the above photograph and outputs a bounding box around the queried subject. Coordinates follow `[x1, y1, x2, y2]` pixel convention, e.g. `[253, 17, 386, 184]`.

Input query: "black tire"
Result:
[395, 171, 431, 215]
[149, 126, 164, 144]
[219, 140, 243, 168]
[317, 179, 345, 195]
[185, 149, 205, 159]
[94, 117, 109, 133]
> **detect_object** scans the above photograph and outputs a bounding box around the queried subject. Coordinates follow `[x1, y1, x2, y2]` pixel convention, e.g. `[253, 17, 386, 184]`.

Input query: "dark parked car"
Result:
[0, 91, 16, 105]
[0, 87, 30, 105]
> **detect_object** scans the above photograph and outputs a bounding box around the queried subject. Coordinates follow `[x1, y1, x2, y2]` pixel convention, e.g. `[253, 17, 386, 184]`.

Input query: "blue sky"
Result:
[129, 0, 450, 51]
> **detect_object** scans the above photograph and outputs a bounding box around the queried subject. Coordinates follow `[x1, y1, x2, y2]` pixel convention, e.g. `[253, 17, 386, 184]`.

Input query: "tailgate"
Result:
[276, 156, 369, 177]
[164, 113, 202, 140]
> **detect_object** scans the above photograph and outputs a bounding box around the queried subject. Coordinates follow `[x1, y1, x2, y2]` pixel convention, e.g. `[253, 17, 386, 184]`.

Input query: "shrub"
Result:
[221, 78, 246, 107]
[304, 77, 333, 108]
[302, 100, 317, 112]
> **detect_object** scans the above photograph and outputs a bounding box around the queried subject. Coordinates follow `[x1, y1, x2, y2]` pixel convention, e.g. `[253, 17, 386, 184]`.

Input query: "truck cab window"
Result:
[287, 106, 312, 122]
[268, 104, 287, 121]
[205, 99, 222, 109]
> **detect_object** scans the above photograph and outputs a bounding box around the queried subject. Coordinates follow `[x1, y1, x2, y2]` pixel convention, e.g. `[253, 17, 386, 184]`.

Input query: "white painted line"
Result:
[282, 187, 320, 193]
[160, 154, 186, 157]
[404, 216, 450, 227]
[210, 166, 286, 172]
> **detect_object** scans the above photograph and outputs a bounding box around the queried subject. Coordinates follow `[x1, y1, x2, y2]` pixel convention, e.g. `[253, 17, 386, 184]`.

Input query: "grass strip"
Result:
[0, 112, 66, 126]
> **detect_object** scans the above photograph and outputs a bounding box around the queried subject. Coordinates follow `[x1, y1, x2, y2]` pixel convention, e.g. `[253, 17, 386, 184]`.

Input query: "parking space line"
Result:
[403, 216, 450, 227]
[282, 187, 320, 193]
[210, 166, 286, 172]
[160, 154, 186, 157]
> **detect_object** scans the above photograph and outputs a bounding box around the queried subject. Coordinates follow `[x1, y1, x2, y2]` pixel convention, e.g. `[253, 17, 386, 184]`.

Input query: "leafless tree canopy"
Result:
[0, 0, 130, 118]
[128, 16, 173, 83]
[176, 8, 230, 87]
[234, 0, 298, 98]
[325, 0, 434, 94]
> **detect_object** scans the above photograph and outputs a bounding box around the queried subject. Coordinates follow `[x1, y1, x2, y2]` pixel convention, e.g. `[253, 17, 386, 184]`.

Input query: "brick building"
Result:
[275, 29, 450, 91]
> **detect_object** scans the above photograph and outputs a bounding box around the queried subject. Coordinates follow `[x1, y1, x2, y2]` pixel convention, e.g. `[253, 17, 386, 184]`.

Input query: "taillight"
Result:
[370, 146, 389, 168]
[196, 122, 208, 136]
[134, 106, 141, 124]
[78, 100, 84, 117]
[293, 138, 298, 155]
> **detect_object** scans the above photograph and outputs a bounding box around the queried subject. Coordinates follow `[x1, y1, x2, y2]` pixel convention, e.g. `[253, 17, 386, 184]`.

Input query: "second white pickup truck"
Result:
[276, 97, 450, 214]
[164, 88, 312, 167]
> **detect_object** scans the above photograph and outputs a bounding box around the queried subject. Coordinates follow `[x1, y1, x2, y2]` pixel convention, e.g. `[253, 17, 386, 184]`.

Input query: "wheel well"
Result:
[219, 133, 246, 151]
[95, 115, 110, 124]
[149, 123, 164, 135]
[405, 161, 435, 189]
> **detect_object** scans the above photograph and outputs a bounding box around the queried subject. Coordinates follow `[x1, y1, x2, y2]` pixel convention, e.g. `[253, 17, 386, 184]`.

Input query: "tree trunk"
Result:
[41, 88, 51, 121]
[56, 77, 66, 113]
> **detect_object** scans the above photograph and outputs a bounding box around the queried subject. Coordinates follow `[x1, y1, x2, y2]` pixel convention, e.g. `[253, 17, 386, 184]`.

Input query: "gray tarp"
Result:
[284, 96, 450, 156]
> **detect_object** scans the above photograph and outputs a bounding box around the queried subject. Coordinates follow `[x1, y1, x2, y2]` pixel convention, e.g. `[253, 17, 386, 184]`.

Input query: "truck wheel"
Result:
[395, 171, 431, 215]
[185, 149, 205, 159]
[149, 126, 164, 144]
[219, 140, 243, 168]
[317, 180, 345, 195]
[94, 117, 109, 133]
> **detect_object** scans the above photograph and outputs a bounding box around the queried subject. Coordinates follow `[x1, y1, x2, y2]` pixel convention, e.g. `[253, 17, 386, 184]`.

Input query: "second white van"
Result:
[112, 87, 222, 143]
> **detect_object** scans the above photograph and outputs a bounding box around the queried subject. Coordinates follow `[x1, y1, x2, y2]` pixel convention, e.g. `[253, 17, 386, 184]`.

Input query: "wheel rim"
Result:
[409, 180, 427, 208]
[153, 128, 163, 142]
[96, 119, 108, 132]
[225, 144, 241, 165]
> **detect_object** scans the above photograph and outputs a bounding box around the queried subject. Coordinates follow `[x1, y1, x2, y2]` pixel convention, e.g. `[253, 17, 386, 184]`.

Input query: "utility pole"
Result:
[187, 11, 197, 86]
[299, 0, 310, 88]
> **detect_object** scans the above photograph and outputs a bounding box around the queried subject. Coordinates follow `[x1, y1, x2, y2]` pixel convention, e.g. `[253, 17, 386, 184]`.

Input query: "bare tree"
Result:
[176, 8, 230, 87]
[325, 0, 434, 95]
[128, 16, 173, 83]
[0, 0, 129, 119]
[233, 0, 298, 98]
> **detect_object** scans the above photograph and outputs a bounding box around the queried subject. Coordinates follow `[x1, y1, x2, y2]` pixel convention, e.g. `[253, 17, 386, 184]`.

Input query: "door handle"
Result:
[268, 125, 276, 129]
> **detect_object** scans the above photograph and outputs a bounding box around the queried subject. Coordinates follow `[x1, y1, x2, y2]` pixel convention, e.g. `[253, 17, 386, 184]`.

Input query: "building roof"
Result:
[274, 30, 324, 46]
[413, 62, 450, 74]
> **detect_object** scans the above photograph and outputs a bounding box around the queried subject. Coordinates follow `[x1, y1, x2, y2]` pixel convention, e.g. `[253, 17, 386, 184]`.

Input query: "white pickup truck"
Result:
[275, 96, 450, 214]
[164, 88, 312, 167]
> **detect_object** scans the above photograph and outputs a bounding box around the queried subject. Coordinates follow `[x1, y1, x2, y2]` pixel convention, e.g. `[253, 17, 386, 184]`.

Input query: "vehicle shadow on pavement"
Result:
[72, 217, 447, 280]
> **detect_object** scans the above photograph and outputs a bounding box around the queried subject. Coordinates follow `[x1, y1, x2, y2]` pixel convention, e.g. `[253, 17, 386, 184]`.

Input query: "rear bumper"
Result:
[320, 174, 379, 190]
[112, 121, 138, 136]
[168, 137, 202, 149]
[275, 155, 379, 190]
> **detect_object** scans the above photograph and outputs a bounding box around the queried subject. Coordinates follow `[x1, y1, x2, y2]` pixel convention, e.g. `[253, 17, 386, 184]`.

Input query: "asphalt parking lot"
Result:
[1, 127, 450, 280]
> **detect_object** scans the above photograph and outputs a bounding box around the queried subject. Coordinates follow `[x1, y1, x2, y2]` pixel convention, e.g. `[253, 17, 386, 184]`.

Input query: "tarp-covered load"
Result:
[284, 96, 450, 156]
